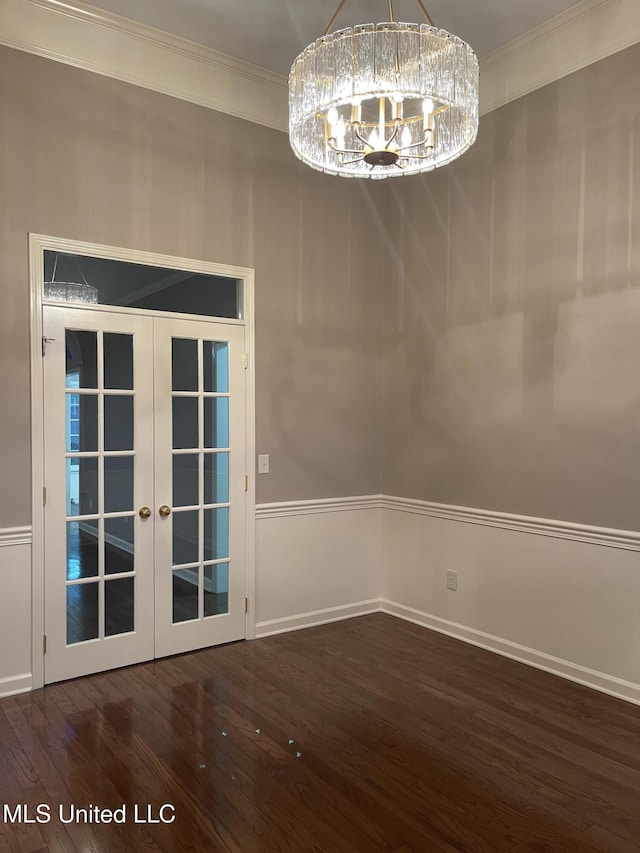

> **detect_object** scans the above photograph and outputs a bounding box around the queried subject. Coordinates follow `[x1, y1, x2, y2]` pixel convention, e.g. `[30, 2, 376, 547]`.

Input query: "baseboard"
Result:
[0, 673, 32, 698]
[381, 600, 640, 707]
[255, 599, 382, 638]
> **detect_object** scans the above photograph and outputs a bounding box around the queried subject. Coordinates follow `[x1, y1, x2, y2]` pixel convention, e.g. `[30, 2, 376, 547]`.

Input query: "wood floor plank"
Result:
[2, 614, 640, 851]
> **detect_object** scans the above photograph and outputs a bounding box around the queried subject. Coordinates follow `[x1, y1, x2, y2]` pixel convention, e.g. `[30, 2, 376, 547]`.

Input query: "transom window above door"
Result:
[44, 250, 242, 320]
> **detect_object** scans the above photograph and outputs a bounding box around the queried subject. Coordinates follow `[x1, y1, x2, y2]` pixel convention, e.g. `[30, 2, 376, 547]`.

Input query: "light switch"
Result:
[258, 454, 270, 474]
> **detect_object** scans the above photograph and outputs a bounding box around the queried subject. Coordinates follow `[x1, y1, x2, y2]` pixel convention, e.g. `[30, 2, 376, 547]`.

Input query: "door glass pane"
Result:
[66, 330, 97, 388]
[204, 507, 229, 561]
[67, 583, 99, 644]
[104, 456, 134, 513]
[204, 397, 229, 448]
[172, 397, 199, 449]
[173, 510, 199, 565]
[66, 394, 98, 453]
[204, 563, 229, 617]
[172, 339, 198, 391]
[67, 457, 98, 516]
[66, 520, 99, 580]
[203, 342, 229, 393]
[104, 333, 133, 390]
[44, 250, 241, 318]
[104, 516, 135, 575]
[105, 577, 135, 636]
[204, 453, 229, 504]
[104, 396, 134, 451]
[173, 454, 199, 507]
[173, 569, 199, 623]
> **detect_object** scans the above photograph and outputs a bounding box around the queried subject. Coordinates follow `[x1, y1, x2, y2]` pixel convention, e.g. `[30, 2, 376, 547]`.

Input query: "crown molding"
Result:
[0, 0, 638, 131]
[0, 0, 288, 131]
[479, 0, 640, 116]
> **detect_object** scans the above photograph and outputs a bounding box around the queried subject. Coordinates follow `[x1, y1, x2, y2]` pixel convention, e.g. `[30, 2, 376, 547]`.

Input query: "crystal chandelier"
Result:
[44, 254, 98, 304]
[289, 0, 479, 179]
[43, 282, 99, 303]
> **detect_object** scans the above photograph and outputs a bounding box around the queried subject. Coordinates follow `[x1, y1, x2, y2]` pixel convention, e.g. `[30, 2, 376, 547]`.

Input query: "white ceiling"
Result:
[78, 0, 586, 76]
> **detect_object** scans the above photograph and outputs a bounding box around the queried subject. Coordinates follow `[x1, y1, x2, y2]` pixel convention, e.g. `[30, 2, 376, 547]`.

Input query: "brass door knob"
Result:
[158, 504, 172, 518]
[139, 506, 152, 519]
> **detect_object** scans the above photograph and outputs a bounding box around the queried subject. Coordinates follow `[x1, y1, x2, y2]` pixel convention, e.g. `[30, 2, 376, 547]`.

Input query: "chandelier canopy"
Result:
[288, 0, 479, 179]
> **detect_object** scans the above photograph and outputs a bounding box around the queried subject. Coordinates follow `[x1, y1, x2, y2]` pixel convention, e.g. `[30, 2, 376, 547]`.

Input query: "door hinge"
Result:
[244, 474, 248, 492]
[243, 353, 248, 369]
[43, 635, 47, 654]
[43, 486, 47, 506]
[42, 336, 55, 356]
[244, 597, 248, 614]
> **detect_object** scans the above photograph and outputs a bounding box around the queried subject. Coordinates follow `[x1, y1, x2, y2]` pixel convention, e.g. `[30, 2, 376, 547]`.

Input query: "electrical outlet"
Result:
[446, 570, 458, 591]
[258, 454, 270, 474]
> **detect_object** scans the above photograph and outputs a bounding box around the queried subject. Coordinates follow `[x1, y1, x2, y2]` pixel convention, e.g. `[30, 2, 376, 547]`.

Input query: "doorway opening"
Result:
[30, 236, 256, 687]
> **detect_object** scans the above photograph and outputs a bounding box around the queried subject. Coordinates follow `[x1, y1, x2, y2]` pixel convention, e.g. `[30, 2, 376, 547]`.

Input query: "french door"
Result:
[42, 305, 246, 683]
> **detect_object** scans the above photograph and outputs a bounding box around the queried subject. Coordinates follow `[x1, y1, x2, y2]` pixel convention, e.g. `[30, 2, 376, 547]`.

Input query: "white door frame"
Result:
[29, 233, 256, 690]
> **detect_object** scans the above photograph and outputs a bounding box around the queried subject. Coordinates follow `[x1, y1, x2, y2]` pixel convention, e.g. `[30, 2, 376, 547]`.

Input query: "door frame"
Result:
[29, 233, 256, 690]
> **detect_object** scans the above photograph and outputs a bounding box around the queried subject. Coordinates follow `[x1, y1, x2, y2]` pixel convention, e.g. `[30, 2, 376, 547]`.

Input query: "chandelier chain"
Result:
[415, 0, 434, 26]
[323, 0, 348, 36]
[324, 0, 433, 37]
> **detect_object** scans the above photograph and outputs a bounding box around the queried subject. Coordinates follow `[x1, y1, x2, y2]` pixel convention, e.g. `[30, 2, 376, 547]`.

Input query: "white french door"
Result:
[43, 305, 246, 683]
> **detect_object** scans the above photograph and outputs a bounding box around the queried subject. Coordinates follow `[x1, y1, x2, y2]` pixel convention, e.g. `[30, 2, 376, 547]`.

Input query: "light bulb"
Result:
[368, 129, 379, 149]
[327, 107, 338, 131]
[335, 116, 346, 147]
[401, 126, 412, 149]
[423, 98, 435, 132]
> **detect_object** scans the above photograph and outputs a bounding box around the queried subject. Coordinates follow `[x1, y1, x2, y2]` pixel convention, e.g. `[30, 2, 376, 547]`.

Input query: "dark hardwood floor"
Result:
[1, 613, 639, 852]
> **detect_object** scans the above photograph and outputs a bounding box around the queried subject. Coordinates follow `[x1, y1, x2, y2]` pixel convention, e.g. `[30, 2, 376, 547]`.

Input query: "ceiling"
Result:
[78, 0, 585, 76]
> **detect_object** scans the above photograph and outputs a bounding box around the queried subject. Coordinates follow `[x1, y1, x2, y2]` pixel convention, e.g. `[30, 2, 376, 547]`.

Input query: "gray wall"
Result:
[382, 45, 640, 530]
[0, 45, 386, 527]
[2, 40, 639, 533]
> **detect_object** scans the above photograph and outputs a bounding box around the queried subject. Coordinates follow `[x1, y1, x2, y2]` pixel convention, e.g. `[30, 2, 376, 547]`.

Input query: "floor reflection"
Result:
[66, 527, 135, 644]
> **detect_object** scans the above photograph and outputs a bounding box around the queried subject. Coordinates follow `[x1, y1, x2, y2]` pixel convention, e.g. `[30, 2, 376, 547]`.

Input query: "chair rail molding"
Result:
[381, 496, 640, 552]
[0, 526, 32, 547]
[256, 495, 382, 519]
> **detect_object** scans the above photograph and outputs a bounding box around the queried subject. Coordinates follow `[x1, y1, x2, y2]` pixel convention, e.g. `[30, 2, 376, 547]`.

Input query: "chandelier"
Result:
[44, 254, 98, 304]
[289, 0, 479, 179]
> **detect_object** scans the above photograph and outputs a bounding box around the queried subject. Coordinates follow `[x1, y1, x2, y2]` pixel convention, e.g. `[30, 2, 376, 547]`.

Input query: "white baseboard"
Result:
[255, 599, 381, 638]
[0, 672, 32, 698]
[381, 600, 640, 707]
